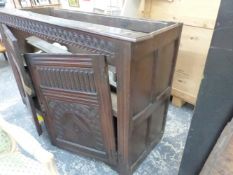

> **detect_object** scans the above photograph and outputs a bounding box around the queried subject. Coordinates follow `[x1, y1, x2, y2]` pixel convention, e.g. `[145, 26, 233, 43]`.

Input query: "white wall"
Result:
[121, 0, 141, 17]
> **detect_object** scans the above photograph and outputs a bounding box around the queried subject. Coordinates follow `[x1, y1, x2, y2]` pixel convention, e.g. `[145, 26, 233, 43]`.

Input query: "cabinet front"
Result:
[25, 54, 117, 165]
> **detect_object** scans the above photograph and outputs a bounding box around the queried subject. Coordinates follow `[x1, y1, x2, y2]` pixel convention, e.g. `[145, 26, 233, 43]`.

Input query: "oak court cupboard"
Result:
[0, 8, 182, 175]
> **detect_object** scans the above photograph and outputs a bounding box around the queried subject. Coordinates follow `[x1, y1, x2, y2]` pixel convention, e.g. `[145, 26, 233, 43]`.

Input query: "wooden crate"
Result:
[149, 0, 220, 29]
[172, 26, 213, 106]
[139, 0, 221, 107]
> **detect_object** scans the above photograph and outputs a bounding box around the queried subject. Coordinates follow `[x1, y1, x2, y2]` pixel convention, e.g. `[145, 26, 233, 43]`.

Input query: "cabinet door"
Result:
[0, 24, 42, 135]
[25, 53, 117, 165]
[0, 24, 26, 102]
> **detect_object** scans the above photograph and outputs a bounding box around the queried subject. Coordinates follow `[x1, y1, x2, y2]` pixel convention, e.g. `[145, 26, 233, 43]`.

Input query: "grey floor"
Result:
[0, 55, 193, 175]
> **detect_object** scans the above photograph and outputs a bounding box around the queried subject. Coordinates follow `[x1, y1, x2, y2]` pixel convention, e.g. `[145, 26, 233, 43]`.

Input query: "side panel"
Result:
[129, 29, 181, 171]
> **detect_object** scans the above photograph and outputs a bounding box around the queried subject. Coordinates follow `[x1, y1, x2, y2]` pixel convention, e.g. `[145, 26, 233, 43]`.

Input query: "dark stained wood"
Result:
[26, 36, 70, 54]
[51, 9, 175, 33]
[26, 36, 118, 117]
[0, 24, 26, 102]
[0, 8, 182, 175]
[22, 7, 175, 34]
[0, 24, 42, 135]
[25, 53, 117, 165]
[26, 95, 43, 135]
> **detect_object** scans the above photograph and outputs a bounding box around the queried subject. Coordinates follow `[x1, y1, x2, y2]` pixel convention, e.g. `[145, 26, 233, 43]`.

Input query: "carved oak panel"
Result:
[25, 53, 117, 164]
[37, 66, 96, 93]
[48, 99, 105, 151]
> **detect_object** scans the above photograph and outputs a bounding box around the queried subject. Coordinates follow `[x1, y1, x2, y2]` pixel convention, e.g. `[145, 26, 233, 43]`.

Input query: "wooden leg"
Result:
[172, 96, 185, 107]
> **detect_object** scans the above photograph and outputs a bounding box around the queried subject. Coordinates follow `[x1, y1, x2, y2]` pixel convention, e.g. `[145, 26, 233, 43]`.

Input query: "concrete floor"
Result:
[0, 55, 193, 175]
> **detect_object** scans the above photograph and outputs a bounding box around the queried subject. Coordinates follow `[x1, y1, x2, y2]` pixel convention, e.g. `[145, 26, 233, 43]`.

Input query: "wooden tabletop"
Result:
[0, 8, 179, 42]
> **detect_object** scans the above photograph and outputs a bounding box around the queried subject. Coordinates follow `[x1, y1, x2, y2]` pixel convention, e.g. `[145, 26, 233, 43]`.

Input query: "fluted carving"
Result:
[37, 66, 96, 93]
